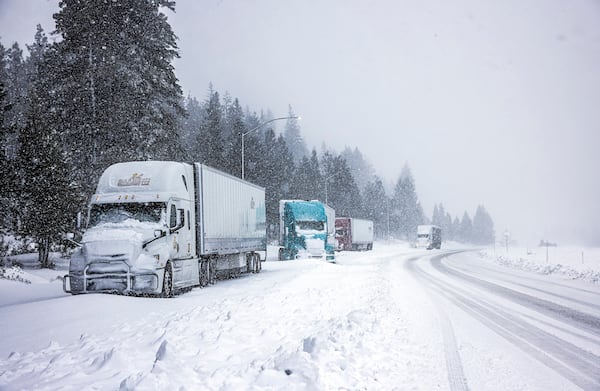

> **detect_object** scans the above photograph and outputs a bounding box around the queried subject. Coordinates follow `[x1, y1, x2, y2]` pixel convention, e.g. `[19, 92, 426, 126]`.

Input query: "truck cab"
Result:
[278, 200, 334, 261]
[64, 161, 198, 295]
[416, 225, 442, 250]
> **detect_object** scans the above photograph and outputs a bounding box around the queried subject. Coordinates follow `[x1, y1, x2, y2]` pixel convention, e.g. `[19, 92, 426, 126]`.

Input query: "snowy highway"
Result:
[1, 243, 599, 390]
[408, 250, 600, 390]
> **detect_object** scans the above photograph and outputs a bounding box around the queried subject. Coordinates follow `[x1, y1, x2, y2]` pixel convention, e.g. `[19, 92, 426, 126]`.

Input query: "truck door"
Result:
[168, 201, 196, 286]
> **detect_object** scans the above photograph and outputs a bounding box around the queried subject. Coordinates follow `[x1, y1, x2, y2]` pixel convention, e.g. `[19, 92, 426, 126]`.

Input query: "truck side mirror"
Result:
[64, 232, 82, 247]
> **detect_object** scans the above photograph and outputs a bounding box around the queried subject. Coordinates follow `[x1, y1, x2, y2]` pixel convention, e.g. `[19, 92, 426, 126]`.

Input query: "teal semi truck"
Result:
[278, 200, 335, 261]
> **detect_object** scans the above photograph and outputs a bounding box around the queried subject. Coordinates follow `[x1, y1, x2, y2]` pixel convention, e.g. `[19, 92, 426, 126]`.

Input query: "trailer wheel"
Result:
[162, 262, 174, 298]
[256, 253, 262, 273]
[252, 253, 261, 273]
[209, 257, 217, 284]
[246, 253, 253, 273]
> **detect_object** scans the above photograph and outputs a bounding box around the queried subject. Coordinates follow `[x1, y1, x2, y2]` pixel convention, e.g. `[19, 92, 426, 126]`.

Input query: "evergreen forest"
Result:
[0, 1, 495, 266]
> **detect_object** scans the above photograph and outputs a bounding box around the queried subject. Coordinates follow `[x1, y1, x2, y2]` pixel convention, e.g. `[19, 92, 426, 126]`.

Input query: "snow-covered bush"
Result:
[0, 234, 38, 256]
[0, 264, 31, 284]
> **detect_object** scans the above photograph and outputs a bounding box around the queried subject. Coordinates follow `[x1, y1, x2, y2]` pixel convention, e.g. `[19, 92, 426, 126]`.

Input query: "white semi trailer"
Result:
[63, 161, 266, 297]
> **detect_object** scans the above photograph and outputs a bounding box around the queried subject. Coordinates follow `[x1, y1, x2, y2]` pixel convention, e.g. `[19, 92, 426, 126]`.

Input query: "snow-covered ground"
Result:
[0, 241, 599, 390]
[479, 245, 600, 284]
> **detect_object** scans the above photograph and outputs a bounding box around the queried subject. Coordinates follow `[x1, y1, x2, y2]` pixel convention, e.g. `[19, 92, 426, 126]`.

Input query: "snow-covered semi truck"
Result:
[334, 217, 374, 251]
[63, 161, 266, 296]
[416, 225, 442, 250]
[278, 200, 335, 261]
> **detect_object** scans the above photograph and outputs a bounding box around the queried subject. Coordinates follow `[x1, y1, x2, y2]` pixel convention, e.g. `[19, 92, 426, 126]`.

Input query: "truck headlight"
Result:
[133, 274, 158, 290]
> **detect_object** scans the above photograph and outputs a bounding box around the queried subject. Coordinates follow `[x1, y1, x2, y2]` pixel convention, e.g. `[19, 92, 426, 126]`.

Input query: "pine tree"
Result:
[391, 164, 425, 239]
[222, 97, 246, 176]
[197, 87, 225, 170]
[0, 42, 12, 230]
[321, 151, 361, 217]
[51, 0, 184, 199]
[340, 146, 374, 191]
[431, 204, 441, 226]
[282, 105, 307, 162]
[362, 176, 389, 239]
[472, 205, 495, 244]
[290, 148, 321, 201]
[3, 42, 28, 162]
[452, 216, 461, 241]
[180, 95, 204, 161]
[459, 211, 473, 243]
[436, 203, 451, 240]
[17, 26, 79, 267]
[444, 212, 453, 241]
[264, 132, 295, 239]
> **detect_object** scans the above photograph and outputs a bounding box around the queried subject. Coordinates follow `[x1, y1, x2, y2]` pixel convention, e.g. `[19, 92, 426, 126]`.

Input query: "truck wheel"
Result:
[253, 253, 261, 273]
[199, 260, 209, 287]
[162, 262, 174, 298]
[209, 258, 217, 284]
[256, 253, 262, 272]
[278, 248, 284, 261]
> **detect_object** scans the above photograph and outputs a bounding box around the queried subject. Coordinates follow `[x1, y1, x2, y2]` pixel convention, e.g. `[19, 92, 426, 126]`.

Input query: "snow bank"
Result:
[479, 246, 600, 284]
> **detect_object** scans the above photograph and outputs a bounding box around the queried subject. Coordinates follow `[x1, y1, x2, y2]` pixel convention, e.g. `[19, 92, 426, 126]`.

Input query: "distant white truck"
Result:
[64, 161, 266, 297]
[416, 225, 442, 250]
[335, 217, 374, 251]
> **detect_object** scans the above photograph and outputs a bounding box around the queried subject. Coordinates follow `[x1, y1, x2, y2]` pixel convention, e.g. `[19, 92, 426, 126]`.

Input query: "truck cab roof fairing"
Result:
[284, 201, 327, 222]
[95, 161, 193, 201]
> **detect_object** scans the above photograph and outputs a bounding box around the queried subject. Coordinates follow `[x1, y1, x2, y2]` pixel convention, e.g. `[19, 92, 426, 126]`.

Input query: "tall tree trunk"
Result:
[38, 236, 50, 268]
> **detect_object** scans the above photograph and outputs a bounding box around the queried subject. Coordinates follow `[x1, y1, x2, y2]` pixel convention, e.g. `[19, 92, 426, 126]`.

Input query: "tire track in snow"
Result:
[405, 253, 469, 391]
[410, 251, 600, 391]
[432, 255, 600, 338]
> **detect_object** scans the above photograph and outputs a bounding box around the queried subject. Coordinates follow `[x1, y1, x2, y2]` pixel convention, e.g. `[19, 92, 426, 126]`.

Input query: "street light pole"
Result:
[241, 116, 299, 180]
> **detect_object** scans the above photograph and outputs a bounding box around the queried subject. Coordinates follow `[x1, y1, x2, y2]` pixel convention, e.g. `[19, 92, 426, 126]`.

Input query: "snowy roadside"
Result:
[0, 241, 452, 390]
[479, 245, 600, 284]
[2, 241, 598, 389]
[0, 252, 69, 307]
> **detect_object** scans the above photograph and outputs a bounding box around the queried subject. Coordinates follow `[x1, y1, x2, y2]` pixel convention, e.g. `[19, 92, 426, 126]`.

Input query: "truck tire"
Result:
[199, 260, 209, 287]
[209, 257, 217, 284]
[253, 253, 261, 273]
[161, 262, 174, 298]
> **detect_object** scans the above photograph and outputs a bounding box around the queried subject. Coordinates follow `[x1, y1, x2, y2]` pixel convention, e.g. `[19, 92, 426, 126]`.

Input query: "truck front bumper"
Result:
[63, 261, 159, 295]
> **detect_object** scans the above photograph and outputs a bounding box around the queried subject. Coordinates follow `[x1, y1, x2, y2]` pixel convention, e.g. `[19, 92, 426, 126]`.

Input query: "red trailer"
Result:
[335, 217, 374, 251]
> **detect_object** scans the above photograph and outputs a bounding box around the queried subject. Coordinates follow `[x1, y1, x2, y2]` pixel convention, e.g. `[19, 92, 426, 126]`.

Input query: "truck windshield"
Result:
[336, 229, 347, 237]
[89, 202, 166, 227]
[297, 221, 324, 231]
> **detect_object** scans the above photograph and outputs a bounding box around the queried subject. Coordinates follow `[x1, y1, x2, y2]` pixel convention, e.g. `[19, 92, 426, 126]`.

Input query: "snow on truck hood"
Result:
[83, 220, 163, 247]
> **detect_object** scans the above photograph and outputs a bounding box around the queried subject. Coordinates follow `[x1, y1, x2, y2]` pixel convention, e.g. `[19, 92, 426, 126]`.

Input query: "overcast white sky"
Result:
[1, 0, 599, 245]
